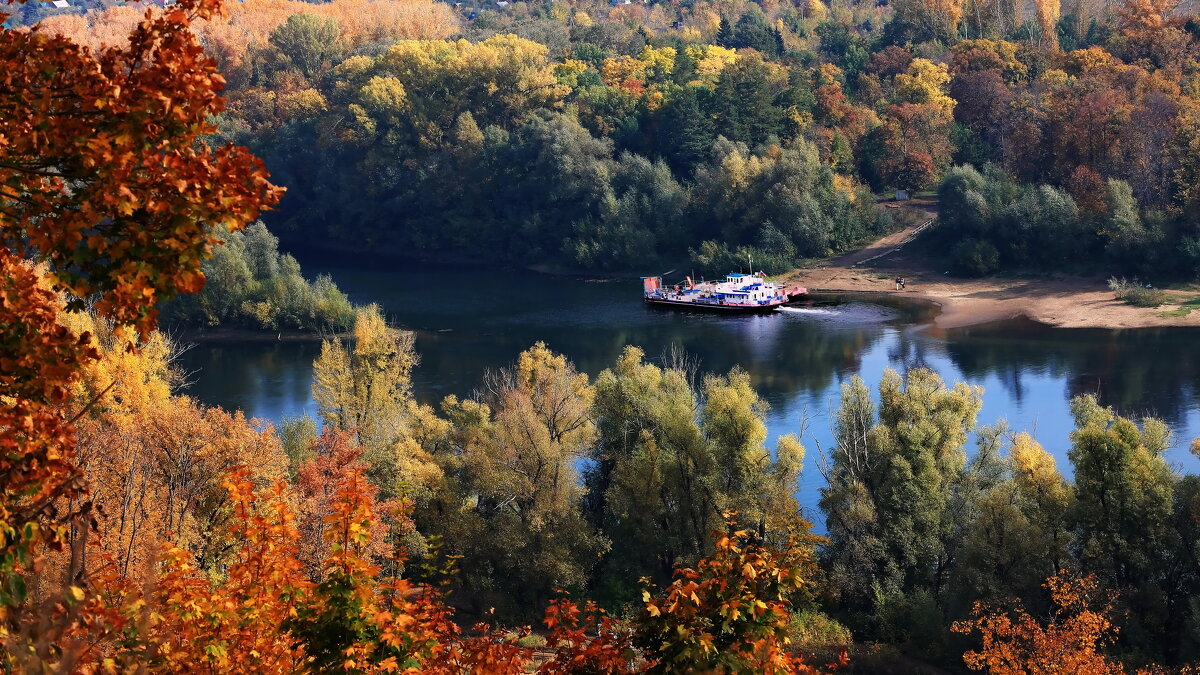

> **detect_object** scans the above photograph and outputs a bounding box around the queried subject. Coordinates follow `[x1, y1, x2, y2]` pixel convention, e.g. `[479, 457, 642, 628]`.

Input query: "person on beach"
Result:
[895, 276, 901, 290]
[900, 277, 906, 290]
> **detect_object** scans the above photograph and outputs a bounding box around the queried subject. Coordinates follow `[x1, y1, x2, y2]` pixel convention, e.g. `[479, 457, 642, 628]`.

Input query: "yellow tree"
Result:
[894, 58, 955, 113]
[311, 304, 444, 501]
[427, 343, 608, 618]
[957, 432, 1075, 607]
[22, 311, 287, 584]
[340, 35, 568, 150]
[1033, 0, 1061, 50]
[892, 0, 965, 43]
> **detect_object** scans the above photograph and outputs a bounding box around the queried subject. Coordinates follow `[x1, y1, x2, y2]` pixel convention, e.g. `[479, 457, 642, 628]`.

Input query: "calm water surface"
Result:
[177, 262, 1200, 526]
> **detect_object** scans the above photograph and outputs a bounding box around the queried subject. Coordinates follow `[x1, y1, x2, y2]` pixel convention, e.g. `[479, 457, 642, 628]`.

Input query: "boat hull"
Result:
[644, 297, 788, 313]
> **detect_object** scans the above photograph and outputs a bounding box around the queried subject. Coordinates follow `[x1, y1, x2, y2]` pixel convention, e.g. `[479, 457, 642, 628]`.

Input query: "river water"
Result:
[177, 262, 1200, 525]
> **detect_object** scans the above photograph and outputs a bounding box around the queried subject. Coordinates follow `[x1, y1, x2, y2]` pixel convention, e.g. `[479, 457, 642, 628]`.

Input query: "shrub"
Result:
[952, 237, 999, 276]
[788, 610, 853, 649]
[1108, 277, 1167, 307]
[690, 240, 795, 276]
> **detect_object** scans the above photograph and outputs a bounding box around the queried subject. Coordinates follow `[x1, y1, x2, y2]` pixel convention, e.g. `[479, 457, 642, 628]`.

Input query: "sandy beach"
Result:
[780, 212, 1200, 330]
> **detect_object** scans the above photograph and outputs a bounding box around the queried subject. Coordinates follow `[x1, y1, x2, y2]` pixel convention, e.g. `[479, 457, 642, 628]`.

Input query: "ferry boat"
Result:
[642, 273, 806, 313]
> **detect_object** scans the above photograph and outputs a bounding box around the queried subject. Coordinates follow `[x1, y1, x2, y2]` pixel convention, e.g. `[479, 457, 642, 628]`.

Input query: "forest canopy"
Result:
[9, 0, 1200, 670]
[37, 0, 1200, 277]
[33, 0, 1200, 278]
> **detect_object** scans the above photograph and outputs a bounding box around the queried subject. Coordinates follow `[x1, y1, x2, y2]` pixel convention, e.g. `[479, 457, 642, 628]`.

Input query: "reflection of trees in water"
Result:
[177, 341, 322, 416]
[404, 310, 891, 408]
[576, 313, 891, 404]
[885, 326, 936, 374]
[944, 320, 1200, 429]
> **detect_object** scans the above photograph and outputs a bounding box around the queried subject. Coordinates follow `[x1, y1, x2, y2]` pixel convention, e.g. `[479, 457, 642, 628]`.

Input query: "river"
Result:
[176, 262, 1200, 526]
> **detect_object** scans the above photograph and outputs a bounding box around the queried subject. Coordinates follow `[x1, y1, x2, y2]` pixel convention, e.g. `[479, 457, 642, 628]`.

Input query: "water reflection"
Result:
[173, 265, 1200, 526]
[942, 320, 1200, 430]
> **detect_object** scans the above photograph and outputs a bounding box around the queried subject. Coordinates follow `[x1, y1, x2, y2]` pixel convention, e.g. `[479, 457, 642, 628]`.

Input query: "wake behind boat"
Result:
[642, 273, 807, 313]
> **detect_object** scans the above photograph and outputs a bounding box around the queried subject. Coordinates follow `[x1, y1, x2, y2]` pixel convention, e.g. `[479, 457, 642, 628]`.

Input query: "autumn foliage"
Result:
[1, 0, 279, 663]
[636, 519, 844, 674]
[1, 2, 839, 667]
[1, 0, 281, 334]
[37, 0, 460, 69]
[12, 0, 1200, 668]
[953, 572, 1124, 675]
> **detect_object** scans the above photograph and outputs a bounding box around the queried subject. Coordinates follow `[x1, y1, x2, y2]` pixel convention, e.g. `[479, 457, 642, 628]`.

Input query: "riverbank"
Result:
[788, 268, 1200, 330]
[780, 213, 1200, 330]
[165, 326, 349, 342]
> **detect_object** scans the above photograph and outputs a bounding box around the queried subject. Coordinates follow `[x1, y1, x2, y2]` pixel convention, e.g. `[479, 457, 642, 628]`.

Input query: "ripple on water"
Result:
[779, 301, 900, 324]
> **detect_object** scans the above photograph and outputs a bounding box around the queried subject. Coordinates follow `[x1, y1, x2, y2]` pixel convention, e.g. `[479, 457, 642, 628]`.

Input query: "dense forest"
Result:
[302, 305, 1200, 669]
[14, 294, 1200, 672]
[8, 0, 1200, 671]
[30, 0, 1200, 277]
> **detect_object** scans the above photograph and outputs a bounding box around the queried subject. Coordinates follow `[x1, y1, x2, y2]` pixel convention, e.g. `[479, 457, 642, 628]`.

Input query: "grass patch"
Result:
[514, 634, 547, 649]
[1161, 296, 1200, 317]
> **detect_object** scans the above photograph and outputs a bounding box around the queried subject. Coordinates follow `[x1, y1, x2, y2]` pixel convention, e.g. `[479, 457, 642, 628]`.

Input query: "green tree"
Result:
[1068, 394, 1178, 657]
[656, 85, 716, 174]
[820, 369, 983, 650]
[568, 153, 686, 269]
[586, 346, 716, 605]
[586, 347, 810, 608]
[423, 343, 608, 619]
[691, 138, 882, 260]
[955, 430, 1074, 612]
[160, 221, 353, 331]
[268, 14, 343, 78]
[713, 54, 784, 147]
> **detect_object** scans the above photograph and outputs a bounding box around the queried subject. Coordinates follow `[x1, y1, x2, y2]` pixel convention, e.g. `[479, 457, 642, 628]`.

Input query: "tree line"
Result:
[21, 296, 1200, 671]
[278, 305, 1200, 669]
[39, 0, 1200, 279]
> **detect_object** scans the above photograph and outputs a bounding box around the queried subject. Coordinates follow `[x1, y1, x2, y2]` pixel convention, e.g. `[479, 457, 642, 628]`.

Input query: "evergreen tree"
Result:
[657, 86, 716, 174]
[715, 16, 735, 49]
[713, 55, 783, 147]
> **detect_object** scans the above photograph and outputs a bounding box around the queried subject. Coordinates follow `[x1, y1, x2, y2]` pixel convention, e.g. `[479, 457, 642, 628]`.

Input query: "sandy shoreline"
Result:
[789, 269, 1200, 330]
[779, 217, 1200, 331]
